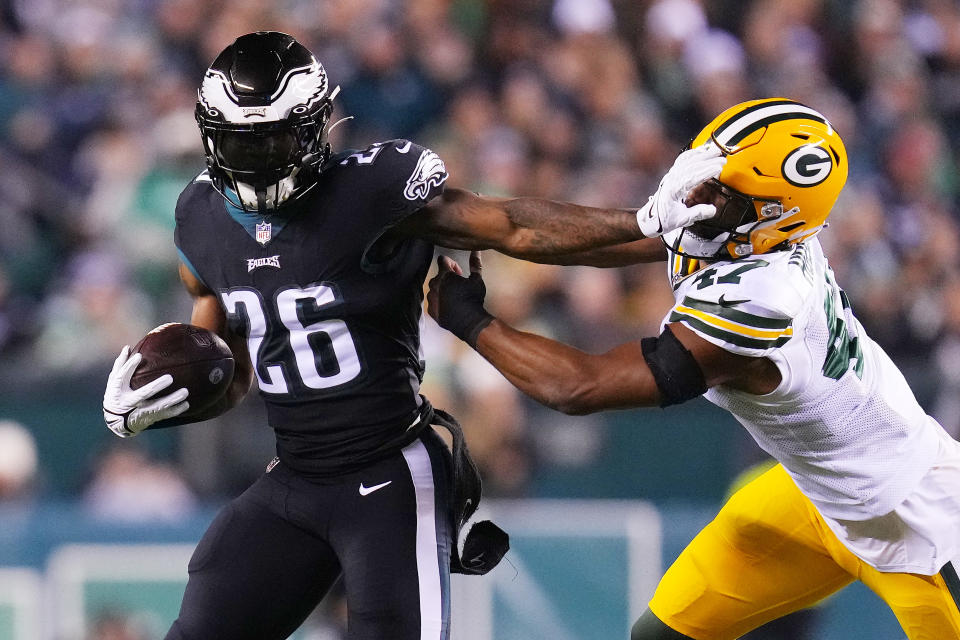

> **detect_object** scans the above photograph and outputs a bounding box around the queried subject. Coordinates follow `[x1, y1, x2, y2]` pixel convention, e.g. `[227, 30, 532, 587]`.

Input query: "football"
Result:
[130, 323, 235, 415]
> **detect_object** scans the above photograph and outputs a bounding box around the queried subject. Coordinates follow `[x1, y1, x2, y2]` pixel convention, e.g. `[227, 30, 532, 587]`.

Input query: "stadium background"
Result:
[0, 0, 958, 638]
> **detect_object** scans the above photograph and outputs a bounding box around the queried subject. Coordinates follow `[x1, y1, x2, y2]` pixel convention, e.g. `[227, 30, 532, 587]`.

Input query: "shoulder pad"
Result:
[174, 174, 221, 288]
[333, 139, 448, 205]
[176, 174, 212, 222]
[346, 140, 448, 273]
[669, 253, 811, 356]
[333, 140, 396, 167]
[397, 143, 448, 203]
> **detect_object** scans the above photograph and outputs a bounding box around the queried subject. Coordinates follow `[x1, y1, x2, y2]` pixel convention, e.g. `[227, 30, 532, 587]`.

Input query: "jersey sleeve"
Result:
[380, 139, 448, 218]
[353, 139, 449, 272]
[665, 258, 809, 357]
[173, 173, 214, 289]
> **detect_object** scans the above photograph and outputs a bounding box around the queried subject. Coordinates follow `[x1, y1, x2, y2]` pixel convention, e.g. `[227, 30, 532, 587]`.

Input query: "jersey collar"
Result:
[223, 190, 295, 246]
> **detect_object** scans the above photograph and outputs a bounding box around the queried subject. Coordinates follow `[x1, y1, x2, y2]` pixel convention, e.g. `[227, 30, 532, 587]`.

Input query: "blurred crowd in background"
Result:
[1, 0, 960, 535]
[2, 0, 960, 637]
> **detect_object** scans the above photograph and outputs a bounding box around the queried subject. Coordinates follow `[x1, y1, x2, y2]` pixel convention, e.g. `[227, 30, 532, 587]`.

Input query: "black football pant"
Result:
[165, 429, 453, 640]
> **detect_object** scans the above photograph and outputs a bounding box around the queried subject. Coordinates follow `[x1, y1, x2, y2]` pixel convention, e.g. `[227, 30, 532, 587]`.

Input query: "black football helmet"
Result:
[196, 31, 337, 215]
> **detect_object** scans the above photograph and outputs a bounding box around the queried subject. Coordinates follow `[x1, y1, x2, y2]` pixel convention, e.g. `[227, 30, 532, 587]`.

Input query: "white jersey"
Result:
[664, 239, 960, 574]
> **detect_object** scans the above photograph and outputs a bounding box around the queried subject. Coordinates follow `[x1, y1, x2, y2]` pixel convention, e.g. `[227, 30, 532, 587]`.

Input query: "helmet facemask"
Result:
[665, 98, 848, 261]
[197, 101, 332, 215]
[664, 178, 787, 260]
[195, 31, 338, 217]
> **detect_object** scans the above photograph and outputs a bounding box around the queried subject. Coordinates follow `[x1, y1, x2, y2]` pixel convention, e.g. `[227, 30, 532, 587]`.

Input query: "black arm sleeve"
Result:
[641, 326, 707, 407]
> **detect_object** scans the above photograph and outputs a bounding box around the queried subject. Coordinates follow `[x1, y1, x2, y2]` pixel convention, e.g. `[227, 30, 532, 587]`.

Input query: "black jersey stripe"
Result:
[941, 562, 960, 615]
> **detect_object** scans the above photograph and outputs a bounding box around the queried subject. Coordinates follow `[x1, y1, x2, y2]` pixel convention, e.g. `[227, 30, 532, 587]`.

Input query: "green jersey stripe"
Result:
[680, 297, 793, 330]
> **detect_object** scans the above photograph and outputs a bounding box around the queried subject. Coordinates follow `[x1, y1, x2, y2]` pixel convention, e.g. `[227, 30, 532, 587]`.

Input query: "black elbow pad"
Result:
[641, 326, 707, 407]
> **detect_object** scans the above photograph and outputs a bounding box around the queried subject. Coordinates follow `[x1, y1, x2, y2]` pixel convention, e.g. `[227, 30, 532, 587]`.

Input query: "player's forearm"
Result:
[497, 198, 646, 260]
[473, 320, 602, 415]
[408, 189, 658, 263]
[530, 238, 668, 266]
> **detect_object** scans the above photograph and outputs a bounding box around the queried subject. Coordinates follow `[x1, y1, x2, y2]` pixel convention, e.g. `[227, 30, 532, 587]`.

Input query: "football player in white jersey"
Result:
[426, 98, 960, 640]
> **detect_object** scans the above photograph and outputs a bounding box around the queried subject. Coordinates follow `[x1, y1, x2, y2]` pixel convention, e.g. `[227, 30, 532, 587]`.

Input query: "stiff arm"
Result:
[395, 188, 667, 266]
[396, 143, 725, 266]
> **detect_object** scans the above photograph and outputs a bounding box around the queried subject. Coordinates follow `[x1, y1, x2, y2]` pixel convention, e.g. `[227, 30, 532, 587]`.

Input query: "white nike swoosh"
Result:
[359, 480, 393, 496]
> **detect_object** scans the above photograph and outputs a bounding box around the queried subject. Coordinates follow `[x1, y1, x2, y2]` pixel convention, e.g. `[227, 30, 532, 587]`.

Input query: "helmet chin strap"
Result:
[256, 186, 268, 216]
[663, 227, 730, 260]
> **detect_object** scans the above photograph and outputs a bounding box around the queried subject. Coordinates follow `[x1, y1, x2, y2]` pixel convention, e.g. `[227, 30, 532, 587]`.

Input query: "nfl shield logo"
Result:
[255, 221, 272, 245]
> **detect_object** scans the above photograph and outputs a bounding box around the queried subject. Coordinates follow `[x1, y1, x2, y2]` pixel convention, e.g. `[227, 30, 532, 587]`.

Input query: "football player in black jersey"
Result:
[101, 31, 725, 640]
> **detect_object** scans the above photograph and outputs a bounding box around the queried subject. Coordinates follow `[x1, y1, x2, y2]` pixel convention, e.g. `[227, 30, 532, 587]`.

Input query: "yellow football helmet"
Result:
[663, 98, 848, 260]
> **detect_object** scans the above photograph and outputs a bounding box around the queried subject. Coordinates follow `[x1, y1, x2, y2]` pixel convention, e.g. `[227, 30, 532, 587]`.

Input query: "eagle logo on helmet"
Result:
[199, 62, 329, 124]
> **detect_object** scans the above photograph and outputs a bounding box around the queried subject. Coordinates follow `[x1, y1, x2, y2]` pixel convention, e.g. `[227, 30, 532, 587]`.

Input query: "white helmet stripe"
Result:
[714, 103, 827, 148]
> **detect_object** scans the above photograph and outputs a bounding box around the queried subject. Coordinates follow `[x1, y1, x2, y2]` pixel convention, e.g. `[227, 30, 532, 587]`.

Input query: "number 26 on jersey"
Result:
[221, 284, 362, 394]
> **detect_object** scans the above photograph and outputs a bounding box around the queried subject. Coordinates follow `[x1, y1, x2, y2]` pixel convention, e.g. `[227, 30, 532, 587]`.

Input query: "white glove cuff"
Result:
[636, 197, 659, 238]
[103, 407, 136, 438]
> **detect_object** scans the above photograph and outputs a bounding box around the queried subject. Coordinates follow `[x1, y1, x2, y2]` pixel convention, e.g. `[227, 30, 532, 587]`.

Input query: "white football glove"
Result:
[637, 142, 727, 238]
[102, 346, 190, 438]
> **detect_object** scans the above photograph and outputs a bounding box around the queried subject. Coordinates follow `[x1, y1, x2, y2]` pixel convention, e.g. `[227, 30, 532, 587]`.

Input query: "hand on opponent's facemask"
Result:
[636, 143, 727, 238]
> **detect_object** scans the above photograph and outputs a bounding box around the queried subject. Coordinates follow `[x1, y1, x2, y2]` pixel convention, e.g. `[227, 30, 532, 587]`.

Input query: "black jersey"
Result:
[174, 140, 448, 476]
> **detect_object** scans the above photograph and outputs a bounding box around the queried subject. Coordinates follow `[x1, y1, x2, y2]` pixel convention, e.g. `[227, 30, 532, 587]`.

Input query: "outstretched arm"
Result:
[535, 238, 668, 267]
[425, 252, 777, 414]
[394, 143, 724, 266]
[397, 188, 659, 264]
[472, 317, 663, 414]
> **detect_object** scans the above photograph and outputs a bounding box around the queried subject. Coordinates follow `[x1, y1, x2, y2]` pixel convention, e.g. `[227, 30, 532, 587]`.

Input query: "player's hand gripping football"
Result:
[102, 346, 190, 438]
[427, 251, 494, 347]
[636, 142, 727, 238]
